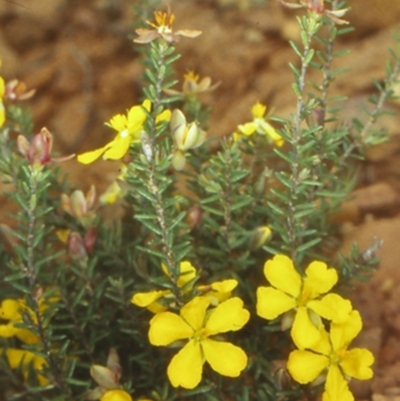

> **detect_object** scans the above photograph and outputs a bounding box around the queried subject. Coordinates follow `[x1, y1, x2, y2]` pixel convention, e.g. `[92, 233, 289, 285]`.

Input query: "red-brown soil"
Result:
[1, 1, 400, 400]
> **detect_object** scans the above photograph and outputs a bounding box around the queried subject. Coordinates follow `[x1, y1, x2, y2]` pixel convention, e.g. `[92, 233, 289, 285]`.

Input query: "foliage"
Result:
[0, 1, 399, 400]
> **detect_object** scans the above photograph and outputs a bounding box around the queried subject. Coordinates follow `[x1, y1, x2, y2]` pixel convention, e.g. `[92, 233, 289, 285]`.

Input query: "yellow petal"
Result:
[264, 255, 301, 298]
[291, 306, 322, 350]
[127, 104, 147, 133]
[251, 102, 266, 118]
[340, 348, 374, 380]
[149, 312, 193, 346]
[202, 338, 247, 377]
[205, 297, 249, 336]
[106, 113, 128, 132]
[263, 122, 284, 147]
[77, 146, 108, 164]
[156, 109, 171, 123]
[330, 310, 362, 352]
[0, 322, 19, 337]
[177, 260, 197, 288]
[56, 229, 70, 244]
[0, 299, 21, 320]
[238, 122, 256, 136]
[180, 297, 210, 331]
[142, 99, 151, 112]
[256, 286, 296, 320]
[0, 101, 5, 128]
[308, 293, 352, 323]
[15, 328, 40, 344]
[103, 136, 130, 160]
[167, 339, 203, 389]
[206, 279, 238, 304]
[100, 181, 123, 205]
[210, 279, 238, 293]
[287, 349, 329, 384]
[101, 389, 133, 401]
[131, 290, 166, 307]
[0, 76, 4, 97]
[323, 364, 354, 401]
[303, 261, 338, 299]
[310, 326, 332, 356]
[147, 302, 168, 314]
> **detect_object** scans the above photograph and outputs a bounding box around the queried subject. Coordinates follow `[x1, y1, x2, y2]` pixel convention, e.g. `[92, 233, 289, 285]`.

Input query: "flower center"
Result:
[120, 129, 129, 138]
[297, 287, 312, 307]
[193, 328, 207, 344]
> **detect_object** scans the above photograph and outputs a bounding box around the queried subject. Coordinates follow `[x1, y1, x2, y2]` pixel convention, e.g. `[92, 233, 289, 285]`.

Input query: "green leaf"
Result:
[297, 237, 322, 253]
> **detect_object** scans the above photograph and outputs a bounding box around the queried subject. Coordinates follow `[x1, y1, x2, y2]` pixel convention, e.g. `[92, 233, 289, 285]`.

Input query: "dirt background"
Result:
[1, 0, 400, 400]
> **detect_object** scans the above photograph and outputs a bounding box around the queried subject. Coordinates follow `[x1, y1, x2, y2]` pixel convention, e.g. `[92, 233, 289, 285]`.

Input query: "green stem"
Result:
[24, 169, 72, 398]
[287, 20, 317, 263]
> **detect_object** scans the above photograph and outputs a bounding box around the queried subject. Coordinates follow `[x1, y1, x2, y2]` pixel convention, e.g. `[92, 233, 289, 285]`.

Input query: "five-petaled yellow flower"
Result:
[149, 296, 249, 389]
[256, 254, 352, 349]
[287, 310, 374, 401]
[77, 100, 170, 164]
[132, 261, 238, 313]
[234, 102, 283, 146]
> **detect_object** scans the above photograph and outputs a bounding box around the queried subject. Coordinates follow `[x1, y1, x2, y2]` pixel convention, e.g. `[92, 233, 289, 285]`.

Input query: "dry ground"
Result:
[1, 1, 400, 400]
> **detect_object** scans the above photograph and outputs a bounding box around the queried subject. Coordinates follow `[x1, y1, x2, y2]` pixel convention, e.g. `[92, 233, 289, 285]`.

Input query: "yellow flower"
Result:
[77, 100, 171, 164]
[101, 389, 133, 401]
[0, 298, 40, 344]
[0, 293, 58, 386]
[149, 296, 249, 389]
[287, 310, 374, 401]
[1, 347, 48, 385]
[132, 261, 237, 313]
[256, 255, 352, 349]
[235, 102, 283, 146]
[164, 70, 220, 99]
[134, 9, 201, 44]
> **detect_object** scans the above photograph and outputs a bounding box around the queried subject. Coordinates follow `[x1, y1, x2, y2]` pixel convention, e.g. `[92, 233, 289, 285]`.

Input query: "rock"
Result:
[351, 182, 400, 216]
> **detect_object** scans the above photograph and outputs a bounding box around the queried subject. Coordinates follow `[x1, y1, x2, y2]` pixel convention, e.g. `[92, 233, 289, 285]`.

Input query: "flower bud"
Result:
[306, 0, 324, 14]
[90, 365, 119, 390]
[106, 348, 122, 381]
[170, 109, 205, 151]
[67, 232, 88, 262]
[306, 107, 325, 128]
[249, 226, 272, 250]
[186, 205, 202, 229]
[62, 186, 96, 220]
[17, 127, 74, 169]
[172, 150, 187, 171]
[17, 128, 53, 167]
[83, 227, 97, 254]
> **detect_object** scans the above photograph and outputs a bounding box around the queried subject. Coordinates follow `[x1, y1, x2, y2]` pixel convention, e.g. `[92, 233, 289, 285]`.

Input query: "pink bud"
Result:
[67, 232, 88, 262]
[307, 0, 324, 13]
[17, 127, 74, 168]
[83, 227, 97, 254]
